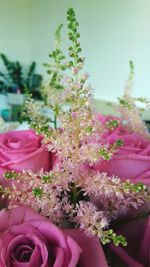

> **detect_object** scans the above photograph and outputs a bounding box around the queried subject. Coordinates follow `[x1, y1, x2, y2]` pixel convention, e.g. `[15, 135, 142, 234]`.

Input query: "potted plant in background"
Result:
[0, 54, 42, 120]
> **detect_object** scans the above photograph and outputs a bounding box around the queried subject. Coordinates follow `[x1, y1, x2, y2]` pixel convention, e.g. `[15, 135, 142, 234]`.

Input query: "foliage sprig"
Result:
[67, 8, 84, 70]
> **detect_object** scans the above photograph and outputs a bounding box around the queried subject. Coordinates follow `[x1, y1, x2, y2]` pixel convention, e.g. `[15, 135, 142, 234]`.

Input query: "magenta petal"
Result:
[110, 245, 144, 267]
[66, 236, 82, 267]
[11, 261, 29, 267]
[63, 229, 108, 267]
[28, 235, 48, 267]
[6, 235, 32, 267]
[34, 221, 72, 265]
[93, 117, 150, 185]
[0, 207, 44, 233]
[138, 217, 150, 266]
[0, 129, 54, 183]
[53, 247, 64, 267]
[6, 233, 49, 267]
[110, 216, 150, 267]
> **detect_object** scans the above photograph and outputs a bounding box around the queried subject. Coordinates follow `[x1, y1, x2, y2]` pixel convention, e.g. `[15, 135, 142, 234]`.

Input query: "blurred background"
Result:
[0, 0, 150, 121]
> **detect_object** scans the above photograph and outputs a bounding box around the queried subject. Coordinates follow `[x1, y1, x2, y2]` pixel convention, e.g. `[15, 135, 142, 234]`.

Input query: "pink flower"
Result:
[110, 216, 150, 267]
[0, 207, 108, 267]
[95, 115, 150, 185]
[0, 130, 55, 183]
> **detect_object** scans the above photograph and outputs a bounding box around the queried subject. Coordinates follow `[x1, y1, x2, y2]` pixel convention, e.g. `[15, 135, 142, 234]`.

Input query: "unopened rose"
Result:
[110, 216, 150, 267]
[0, 207, 108, 267]
[0, 130, 55, 183]
[95, 115, 150, 185]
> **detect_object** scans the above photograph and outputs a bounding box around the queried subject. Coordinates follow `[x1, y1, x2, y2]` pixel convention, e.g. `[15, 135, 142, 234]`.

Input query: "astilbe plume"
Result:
[118, 60, 150, 138]
[1, 8, 150, 248]
[22, 24, 67, 130]
[79, 171, 149, 219]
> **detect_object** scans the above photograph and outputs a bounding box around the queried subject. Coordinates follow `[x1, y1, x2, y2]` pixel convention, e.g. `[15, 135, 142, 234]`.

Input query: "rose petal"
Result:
[66, 236, 82, 267]
[64, 229, 108, 267]
[0, 130, 54, 183]
[95, 115, 150, 184]
[110, 216, 150, 267]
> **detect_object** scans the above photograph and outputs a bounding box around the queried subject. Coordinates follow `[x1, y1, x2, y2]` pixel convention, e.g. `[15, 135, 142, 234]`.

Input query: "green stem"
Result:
[72, 185, 81, 204]
[54, 114, 57, 129]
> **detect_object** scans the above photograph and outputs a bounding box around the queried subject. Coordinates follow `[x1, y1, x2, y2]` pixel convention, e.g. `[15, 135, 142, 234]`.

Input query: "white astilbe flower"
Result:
[118, 95, 149, 138]
[23, 97, 44, 120]
[42, 81, 63, 107]
[118, 61, 149, 138]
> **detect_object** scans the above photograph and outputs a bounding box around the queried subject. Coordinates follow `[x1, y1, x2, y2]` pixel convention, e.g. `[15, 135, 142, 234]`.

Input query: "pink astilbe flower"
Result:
[77, 171, 149, 219]
[3, 170, 64, 223]
[75, 201, 108, 238]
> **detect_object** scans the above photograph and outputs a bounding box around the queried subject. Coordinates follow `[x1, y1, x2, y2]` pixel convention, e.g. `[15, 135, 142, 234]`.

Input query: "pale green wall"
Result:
[1, 0, 150, 102]
[0, 0, 30, 65]
[28, 0, 150, 101]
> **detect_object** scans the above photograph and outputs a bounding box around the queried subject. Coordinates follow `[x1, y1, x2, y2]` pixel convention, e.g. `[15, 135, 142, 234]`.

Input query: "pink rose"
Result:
[110, 216, 150, 267]
[95, 115, 150, 185]
[0, 130, 55, 183]
[0, 207, 108, 267]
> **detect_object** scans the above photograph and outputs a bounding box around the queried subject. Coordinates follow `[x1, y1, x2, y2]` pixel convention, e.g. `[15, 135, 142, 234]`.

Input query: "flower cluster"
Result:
[0, 7, 150, 267]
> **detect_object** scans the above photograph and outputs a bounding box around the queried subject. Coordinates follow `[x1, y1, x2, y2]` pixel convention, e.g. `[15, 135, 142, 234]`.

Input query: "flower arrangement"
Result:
[0, 8, 149, 267]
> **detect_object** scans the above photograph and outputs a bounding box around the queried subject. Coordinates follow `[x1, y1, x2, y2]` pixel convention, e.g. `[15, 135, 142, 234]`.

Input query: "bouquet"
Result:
[0, 8, 149, 267]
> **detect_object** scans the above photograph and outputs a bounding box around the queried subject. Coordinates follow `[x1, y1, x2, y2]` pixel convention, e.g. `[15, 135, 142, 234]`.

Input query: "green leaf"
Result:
[33, 187, 43, 198]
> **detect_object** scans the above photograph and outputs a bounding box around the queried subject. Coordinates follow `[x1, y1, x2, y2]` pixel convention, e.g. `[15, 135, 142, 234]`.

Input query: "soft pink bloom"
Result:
[0, 130, 55, 183]
[110, 216, 150, 267]
[0, 207, 108, 267]
[95, 114, 150, 185]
